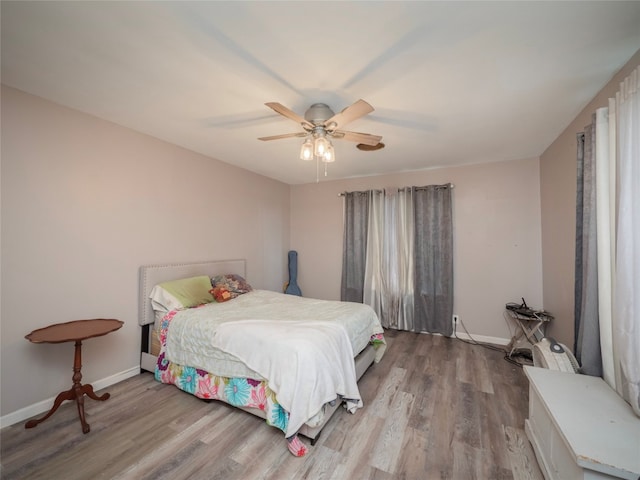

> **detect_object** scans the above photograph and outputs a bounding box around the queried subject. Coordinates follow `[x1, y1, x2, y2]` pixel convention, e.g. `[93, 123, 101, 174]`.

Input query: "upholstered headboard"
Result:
[138, 259, 246, 326]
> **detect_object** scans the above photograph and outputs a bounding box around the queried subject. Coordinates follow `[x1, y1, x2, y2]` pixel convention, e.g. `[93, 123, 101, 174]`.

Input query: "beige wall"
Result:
[291, 158, 543, 342]
[0, 86, 290, 419]
[539, 49, 640, 348]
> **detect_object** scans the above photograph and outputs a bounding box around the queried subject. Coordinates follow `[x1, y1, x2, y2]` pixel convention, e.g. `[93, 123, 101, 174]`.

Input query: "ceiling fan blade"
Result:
[323, 99, 374, 130]
[265, 102, 314, 129]
[258, 132, 308, 141]
[333, 130, 382, 146]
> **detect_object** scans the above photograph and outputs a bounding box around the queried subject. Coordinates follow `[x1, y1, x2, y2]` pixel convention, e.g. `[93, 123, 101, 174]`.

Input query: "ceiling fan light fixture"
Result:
[300, 137, 314, 160]
[323, 143, 335, 163]
[314, 135, 330, 157]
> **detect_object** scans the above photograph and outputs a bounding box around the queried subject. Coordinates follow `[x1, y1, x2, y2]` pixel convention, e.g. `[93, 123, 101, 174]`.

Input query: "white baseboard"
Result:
[0, 365, 141, 429]
[454, 331, 511, 346]
[399, 328, 510, 347]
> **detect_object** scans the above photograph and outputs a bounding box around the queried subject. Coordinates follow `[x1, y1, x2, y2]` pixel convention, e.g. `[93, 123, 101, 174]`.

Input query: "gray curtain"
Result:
[412, 185, 454, 336]
[574, 121, 603, 376]
[341, 191, 370, 302]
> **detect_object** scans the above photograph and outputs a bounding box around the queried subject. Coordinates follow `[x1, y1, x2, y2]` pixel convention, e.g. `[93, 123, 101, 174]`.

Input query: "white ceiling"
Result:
[2, 1, 639, 185]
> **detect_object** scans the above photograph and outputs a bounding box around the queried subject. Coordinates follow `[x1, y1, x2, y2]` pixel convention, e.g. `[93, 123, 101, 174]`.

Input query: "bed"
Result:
[138, 259, 386, 456]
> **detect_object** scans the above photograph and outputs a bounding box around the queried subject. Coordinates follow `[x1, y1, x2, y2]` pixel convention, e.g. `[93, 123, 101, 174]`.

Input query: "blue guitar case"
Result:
[285, 250, 302, 296]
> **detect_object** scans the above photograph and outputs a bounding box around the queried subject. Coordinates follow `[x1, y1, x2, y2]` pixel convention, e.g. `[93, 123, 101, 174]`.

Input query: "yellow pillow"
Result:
[149, 275, 213, 312]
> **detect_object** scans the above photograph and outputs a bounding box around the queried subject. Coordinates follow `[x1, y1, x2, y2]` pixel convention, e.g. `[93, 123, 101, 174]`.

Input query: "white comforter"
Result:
[212, 319, 362, 437]
[164, 289, 385, 379]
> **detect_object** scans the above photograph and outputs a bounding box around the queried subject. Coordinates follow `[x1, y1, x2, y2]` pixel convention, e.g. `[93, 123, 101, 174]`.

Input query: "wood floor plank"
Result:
[327, 412, 386, 480]
[0, 331, 543, 480]
[424, 356, 457, 479]
[468, 343, 496, 394]
[478, 389, 514, 470]
[452, 440, 481, 480]
[453, 381, 483, 450]
[369, 366, 406, 417]
[404, 353, 436, 433]
[370, 390, 414, 474]
[504, 425, 545, 480]
[395, 425, 429, 479]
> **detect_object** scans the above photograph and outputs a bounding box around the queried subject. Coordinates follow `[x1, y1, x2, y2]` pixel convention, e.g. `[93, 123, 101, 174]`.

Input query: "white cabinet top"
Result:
[524, 366, 640, 478]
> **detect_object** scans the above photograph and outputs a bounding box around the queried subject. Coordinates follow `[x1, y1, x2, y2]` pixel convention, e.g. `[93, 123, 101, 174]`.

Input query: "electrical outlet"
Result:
[453, 314, 459, 324]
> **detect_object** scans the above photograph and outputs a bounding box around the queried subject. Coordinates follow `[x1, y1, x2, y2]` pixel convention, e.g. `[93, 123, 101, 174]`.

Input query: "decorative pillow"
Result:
[210, 286, 232, 303]
[211, 274, 252, 299]
[149, 275, 214, 312]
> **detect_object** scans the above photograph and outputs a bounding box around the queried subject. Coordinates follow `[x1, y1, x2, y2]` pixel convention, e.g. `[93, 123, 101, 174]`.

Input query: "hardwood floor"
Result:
[1, 330, 543, 480]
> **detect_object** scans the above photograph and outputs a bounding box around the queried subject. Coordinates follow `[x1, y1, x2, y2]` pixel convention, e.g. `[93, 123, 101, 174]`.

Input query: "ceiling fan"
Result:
[258, 99, 382, 163]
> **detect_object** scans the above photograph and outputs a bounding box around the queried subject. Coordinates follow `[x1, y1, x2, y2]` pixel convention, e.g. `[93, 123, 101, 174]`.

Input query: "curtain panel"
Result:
[574, 120, 603, 377]
[413, 185, 454, 336]
[340, 191, 370, 302]
[363, 189, 415, 330]
[614, 66, 640, 416]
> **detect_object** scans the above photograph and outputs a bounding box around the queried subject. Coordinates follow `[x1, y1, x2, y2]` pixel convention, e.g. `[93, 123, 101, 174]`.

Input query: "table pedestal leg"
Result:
[25, 340, 110, 433]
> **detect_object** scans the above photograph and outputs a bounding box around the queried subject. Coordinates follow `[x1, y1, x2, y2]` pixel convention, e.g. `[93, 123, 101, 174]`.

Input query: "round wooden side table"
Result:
[25, 318, 124, 433]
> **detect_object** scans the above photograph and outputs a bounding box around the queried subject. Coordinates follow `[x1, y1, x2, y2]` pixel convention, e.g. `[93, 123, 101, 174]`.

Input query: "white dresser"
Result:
[524, 366, 640, 480]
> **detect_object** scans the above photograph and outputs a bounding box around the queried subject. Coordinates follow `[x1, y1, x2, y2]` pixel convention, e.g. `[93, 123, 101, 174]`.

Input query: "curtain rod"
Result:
[338, 183, 454, 197]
